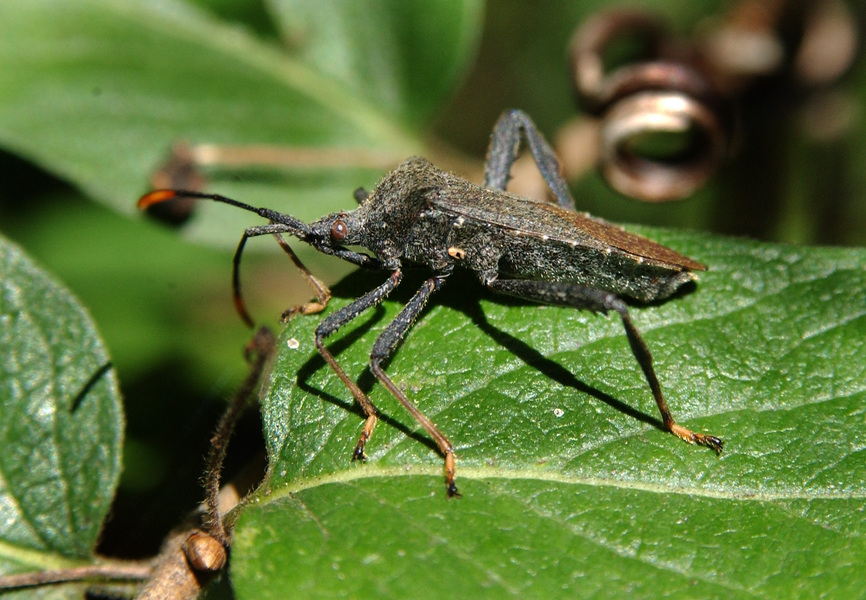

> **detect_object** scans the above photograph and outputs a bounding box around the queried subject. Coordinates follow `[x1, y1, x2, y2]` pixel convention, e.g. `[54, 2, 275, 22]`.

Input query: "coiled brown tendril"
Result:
[569, 1, 858, 202]
[570, 11, 731, 202]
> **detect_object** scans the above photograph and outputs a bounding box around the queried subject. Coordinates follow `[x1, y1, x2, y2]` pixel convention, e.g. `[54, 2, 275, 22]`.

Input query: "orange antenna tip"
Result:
[137, 189, 180, 209]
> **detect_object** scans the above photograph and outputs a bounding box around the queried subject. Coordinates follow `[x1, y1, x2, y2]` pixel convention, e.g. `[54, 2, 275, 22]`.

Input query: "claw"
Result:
[281, 302, 327, 322]
[352, 444, 368, 462]
[697, 434, 724, 455]
[669, 423, 724, 455]
[447, 481, 462, 499]
[444, 452, 461, 498]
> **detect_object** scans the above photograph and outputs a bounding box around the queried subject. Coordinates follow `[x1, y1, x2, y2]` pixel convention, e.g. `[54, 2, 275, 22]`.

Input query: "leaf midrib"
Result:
[0, 539, 86, 572]
[253, 465, 866, 507]
[100, 0, 423, 154]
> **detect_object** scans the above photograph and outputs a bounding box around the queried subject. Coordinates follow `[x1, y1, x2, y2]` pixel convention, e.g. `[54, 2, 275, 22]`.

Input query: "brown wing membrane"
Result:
[537, 203, 706, 271]
[435, 181, 706, 271]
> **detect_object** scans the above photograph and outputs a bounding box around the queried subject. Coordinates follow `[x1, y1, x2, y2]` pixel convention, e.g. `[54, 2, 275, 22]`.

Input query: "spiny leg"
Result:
[612, 299, 722, 452]
[485, 109, 575, 210]
[368, 275, 460, 497]
[488, 278, 723, 454]
[315, 270, 403, 460]
[272, 233, 331, 320]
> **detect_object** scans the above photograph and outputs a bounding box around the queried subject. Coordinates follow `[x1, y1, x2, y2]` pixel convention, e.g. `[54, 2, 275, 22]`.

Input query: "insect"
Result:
[139, 109, 723, 497]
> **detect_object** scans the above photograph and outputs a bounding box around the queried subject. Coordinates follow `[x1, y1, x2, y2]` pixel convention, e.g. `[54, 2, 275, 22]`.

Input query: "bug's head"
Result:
[309, 208, 366, 249]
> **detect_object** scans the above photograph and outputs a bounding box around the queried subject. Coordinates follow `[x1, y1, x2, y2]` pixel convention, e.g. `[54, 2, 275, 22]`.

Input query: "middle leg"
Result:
[368, 275, 461, 497]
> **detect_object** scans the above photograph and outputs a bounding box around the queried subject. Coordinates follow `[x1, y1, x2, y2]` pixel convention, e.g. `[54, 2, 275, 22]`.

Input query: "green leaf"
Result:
[231, 231, 865, 598]
[264, 0, 483, 124]
[0, 236, 124, 587]
[0, 0, 480, 245]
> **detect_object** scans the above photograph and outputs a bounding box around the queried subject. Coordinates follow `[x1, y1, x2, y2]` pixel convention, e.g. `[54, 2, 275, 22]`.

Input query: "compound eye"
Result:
[330, 219, 349, 241]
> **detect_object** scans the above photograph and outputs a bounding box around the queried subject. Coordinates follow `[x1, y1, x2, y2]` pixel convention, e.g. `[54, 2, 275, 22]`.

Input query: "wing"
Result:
[433, 178, 705, 271]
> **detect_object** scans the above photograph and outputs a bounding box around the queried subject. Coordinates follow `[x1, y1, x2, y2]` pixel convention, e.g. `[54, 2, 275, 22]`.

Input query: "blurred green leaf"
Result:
[0, 0, 484, 520]
[264, 0, 483, 124]
[231, 230, 865, 598]
[0, 235, 124, 592]
[0, 0, 481, 246]
[1, 1, 864, 596]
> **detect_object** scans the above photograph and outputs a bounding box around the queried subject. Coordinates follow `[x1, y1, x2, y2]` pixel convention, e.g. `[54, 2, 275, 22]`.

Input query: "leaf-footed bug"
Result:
[139, 109, 723, 497]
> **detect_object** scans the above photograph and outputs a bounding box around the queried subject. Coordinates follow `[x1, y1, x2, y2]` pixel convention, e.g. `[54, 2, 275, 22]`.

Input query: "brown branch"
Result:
[0, 561, 151, 591]
[136, 327, 276, 599]
[202, 326, 276, 543]
[134, 529, 225, 600]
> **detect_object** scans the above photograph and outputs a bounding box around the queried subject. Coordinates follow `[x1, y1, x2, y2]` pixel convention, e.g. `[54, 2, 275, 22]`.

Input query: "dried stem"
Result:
[202, 326, 276, 543]
[0, 561, 152, 591]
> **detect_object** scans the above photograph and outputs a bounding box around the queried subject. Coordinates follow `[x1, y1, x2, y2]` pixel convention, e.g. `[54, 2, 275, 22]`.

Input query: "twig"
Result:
[0, 561, 151, 591]
[202, 326, 276, 543]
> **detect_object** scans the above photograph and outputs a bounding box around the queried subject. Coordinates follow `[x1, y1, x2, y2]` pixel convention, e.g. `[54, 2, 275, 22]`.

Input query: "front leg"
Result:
[315, 270, 403, 461]
[273, 233, 331, 321]
[368, 275, 461, 497]
[488, 279, 723, 454]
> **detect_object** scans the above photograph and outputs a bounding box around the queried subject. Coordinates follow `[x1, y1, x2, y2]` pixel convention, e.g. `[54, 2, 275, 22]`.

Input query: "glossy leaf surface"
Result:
[0, 235, 124, 597]
[231, 230, 865, 599]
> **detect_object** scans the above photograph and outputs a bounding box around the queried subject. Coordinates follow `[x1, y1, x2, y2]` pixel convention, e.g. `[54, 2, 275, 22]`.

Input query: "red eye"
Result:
[331, 219, 348, 241]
